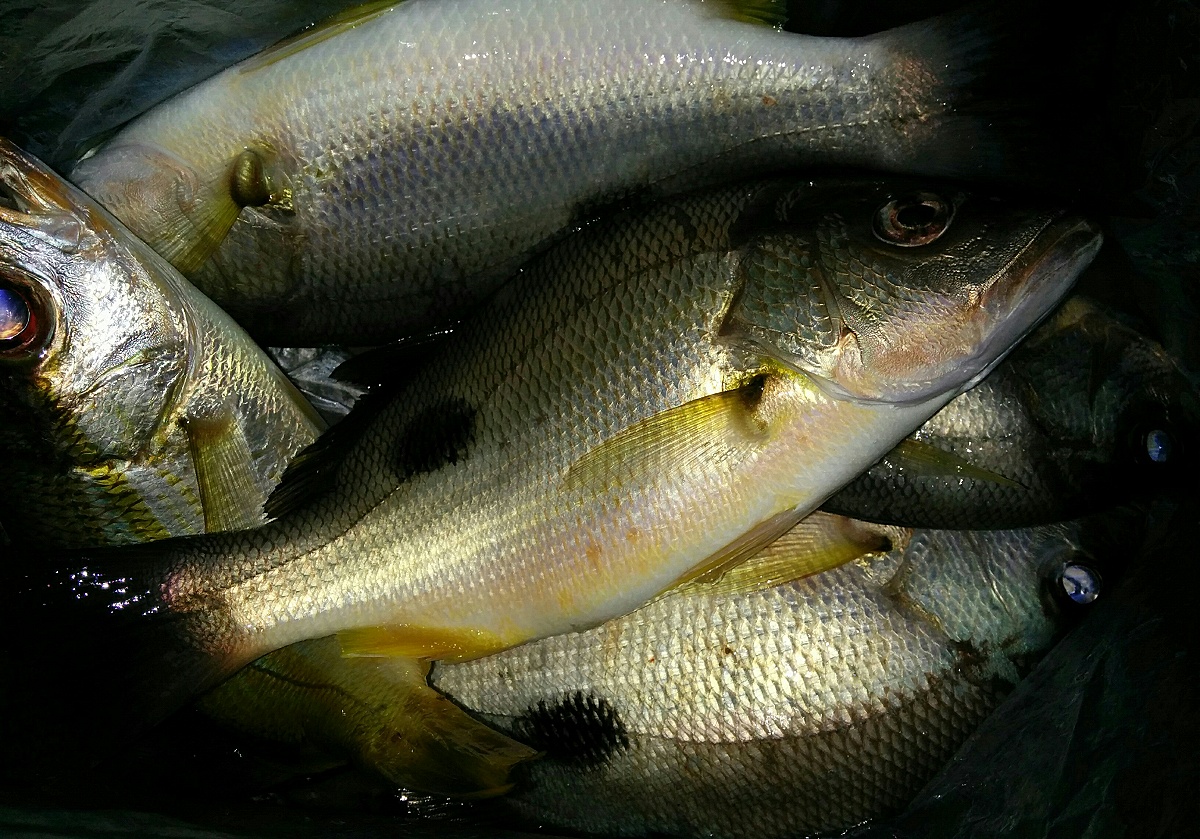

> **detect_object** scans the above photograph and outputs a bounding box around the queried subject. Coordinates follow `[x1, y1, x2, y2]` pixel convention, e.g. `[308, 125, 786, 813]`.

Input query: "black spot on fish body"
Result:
[394, 399, 476, 481]
[512, 691, 629, 768]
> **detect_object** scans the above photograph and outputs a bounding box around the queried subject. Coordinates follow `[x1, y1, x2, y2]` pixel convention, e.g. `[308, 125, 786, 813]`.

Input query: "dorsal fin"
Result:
[331, 325, 456, 389]
[239, 1, 401, 75]
[265, 331, 457, 520]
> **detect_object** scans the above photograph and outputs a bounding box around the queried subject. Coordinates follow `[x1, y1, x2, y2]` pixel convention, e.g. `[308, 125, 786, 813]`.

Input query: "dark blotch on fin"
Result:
[395, 399, 476, 480]
[512, 692, 629, 768]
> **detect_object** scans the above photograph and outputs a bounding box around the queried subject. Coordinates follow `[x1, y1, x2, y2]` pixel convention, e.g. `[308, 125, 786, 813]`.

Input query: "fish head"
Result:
[1013, 297, 1200, 499]
[0, 137, 192, 464]
[722, 180, 1103, 405]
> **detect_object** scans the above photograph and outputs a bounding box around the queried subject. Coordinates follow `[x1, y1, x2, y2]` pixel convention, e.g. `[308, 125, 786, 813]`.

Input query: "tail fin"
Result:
[865, 0, 1113, 192]
[0, 538, 234, 775]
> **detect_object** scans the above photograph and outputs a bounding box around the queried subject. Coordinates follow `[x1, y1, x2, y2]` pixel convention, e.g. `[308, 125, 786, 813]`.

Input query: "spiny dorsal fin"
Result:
[331, 325, 456, 389]
[265, 330, 456, 520]
[239, 1, 401, 75]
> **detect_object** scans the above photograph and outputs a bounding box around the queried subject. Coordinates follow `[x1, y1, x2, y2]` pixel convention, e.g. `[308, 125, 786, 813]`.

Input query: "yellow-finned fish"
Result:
[73, 0, 1042, 344]
[9, 177, 1098, 780]
[0, 137, 324, 547]
[432, 514, 1118, 839]
[0, 138, 529, 794]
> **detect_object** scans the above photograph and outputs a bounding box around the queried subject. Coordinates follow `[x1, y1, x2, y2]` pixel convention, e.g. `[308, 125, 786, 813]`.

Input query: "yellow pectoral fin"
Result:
[662, 506, 810, 599]
[564, 379, 774, 496]
[185, 412, 267, 532]
[337, 624, 512, 662]
[683, 513, 910, 597]
[890, 439, 1023, 488]
[238, 1, 400, 75]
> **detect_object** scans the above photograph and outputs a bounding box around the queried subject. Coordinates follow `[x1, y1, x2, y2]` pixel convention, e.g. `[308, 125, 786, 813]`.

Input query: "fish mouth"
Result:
[962, 215, 1104, 394]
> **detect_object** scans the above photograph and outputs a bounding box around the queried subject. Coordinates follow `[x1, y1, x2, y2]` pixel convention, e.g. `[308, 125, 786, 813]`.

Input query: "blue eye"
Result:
[0, 284, 31, 342]
[1060, 563, 1100, 605]
[1145, 429, 1172, 463]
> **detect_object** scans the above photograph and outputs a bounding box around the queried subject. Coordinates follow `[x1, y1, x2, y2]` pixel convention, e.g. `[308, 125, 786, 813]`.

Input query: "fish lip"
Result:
[962, 215, 1104, 394]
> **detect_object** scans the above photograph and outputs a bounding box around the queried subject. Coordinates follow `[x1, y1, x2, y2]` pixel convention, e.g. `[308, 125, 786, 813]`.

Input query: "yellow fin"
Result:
[199, 638, 537, 797]
[891, 439, 1023, 488]
[661, 505, 810, 599]
[239, 1, 400, 75]
[337, 624, 511, 661]
[681, 513, 909, 597]
[150, 179, 241, 276]
[185, 412, 267, 532]
[706, 0, 789, 28]
[564, 378, 774, 495]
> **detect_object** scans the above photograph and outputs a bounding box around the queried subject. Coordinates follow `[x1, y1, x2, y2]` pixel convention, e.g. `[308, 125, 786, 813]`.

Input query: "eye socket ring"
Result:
[0, 268, 53, 361]
[873, 192, 954, 247]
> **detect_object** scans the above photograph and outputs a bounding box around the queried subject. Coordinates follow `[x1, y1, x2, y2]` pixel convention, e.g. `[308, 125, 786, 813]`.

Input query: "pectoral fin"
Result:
[680, 513, 909, 597]
[185, 412, 267, 532]
[564, 378, 774, 496]
[890, 439, 1023, 488]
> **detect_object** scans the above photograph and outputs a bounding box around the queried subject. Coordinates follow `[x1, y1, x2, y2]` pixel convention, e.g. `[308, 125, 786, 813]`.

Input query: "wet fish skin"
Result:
[0, 137, 324, 548]
[73, 0, 1028, 344]
[823, 297, 1199, 528]
[431, 516, 1105, 839]
[15, 177, 1097, 739]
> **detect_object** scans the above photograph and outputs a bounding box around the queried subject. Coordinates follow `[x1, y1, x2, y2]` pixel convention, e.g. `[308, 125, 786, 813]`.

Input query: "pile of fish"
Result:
[0, 2, 1192, 838]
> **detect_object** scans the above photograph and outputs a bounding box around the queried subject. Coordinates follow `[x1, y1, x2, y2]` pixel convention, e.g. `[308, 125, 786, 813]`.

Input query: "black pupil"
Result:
[895, 201, 938, 229]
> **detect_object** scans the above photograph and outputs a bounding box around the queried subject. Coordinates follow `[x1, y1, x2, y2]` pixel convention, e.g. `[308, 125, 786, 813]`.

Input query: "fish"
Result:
[0, 137, 325, 548]
[431, 513, 1120, 839]
[7, 176, 1098, 784]
[0, 140, 528, 793]
[72, 0, 1049, 345]
[822, 297, 1199, 528]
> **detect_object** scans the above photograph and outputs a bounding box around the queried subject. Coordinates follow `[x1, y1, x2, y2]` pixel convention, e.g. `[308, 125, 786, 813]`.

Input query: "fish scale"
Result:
[432, 522, 1090, 838]
[73, 0, 1024, 344]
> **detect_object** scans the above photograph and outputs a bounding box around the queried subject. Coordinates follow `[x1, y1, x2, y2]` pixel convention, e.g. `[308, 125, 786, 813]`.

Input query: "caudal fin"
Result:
[866, 0, 1112, 191]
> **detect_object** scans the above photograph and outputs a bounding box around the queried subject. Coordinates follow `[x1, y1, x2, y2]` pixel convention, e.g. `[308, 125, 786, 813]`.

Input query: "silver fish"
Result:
[432, 514, 1110, 839]
[0, 137, 324, 547]
[73, 0, 1036, 344]
[11, 177, 1096, 787]
[823, 297, 1199, 528]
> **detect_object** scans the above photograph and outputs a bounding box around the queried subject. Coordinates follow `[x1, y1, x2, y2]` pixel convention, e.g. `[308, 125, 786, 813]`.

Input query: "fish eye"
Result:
[1144, 428, 1173, 463]
[1058, 562, 1101, 605]
[872, 192, 954, 247]
[0, 270, 50, 360]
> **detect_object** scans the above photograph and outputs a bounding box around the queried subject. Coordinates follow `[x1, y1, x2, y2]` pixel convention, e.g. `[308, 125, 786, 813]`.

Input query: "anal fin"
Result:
[199, 637, 537, 797]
